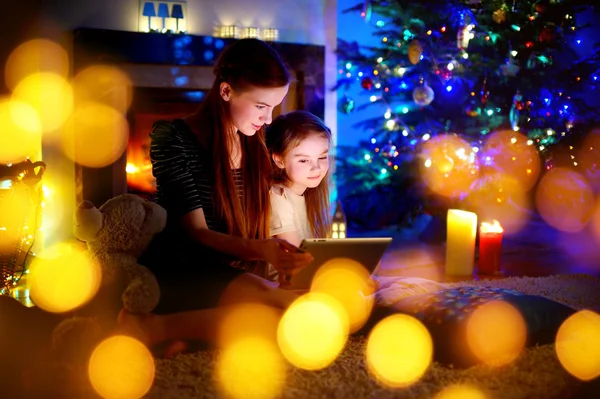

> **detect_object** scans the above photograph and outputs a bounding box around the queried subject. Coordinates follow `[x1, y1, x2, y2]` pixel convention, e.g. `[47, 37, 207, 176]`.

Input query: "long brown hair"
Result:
[192, 39, 290, 240]
[267, 111, 332, 238]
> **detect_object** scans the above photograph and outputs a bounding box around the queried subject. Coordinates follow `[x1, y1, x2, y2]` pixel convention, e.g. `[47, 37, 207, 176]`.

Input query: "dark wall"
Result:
[0, 0, 44, 94]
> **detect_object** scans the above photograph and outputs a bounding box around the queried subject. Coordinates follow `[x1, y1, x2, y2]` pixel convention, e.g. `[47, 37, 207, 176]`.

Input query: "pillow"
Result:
[365, 286, 576, 368]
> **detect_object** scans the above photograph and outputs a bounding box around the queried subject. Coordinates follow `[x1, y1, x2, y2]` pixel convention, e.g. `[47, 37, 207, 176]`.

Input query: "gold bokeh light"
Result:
[556, 310, 600, 381]
[419, 134, 480, 198]
[73, 65, 133, 115]
[4, 39, 69, 91]
[0, 98, 42, 163]
[278, 292, 349, 370]
[366, 314, 433, 388]
[535, 168, 595, 233]
[88, 335, 155, 399]
[11, 72, 73, 134]
[310, 257, 375, 333]
[28, 241, 102, 313]
[481, 130, 541, 191]
[61, 102, 129, 168]
[466, 300, 526, 367]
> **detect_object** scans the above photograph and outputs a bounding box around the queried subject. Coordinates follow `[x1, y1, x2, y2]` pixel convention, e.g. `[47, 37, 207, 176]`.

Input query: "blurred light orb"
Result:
[556, 310, 600, 381]
[535, 168, 595, 233]
[435, 384, 488, 399]
[11, 72, 73, 133]
[28, 242, 101, 313]
[217, 302, 281, 347]
[73, 65, 133, 114]
[0, 99, 42, 163]
[466, 300, 527, 366]
[576, 129, 600, 185]
[216, 336, 286, 399]
[61, 102, 129, 168]
[5, 39, 69, 91]
[592, 199, 600, 244]
[481, 130, 541, 191]
[88, 335, 155, 399]
[419, 134, 480, 198]
[311, 258, 375, 333]
[277, 292, 349, 370]
[366, 314, 433, 388]
[466, 173, 531, 235]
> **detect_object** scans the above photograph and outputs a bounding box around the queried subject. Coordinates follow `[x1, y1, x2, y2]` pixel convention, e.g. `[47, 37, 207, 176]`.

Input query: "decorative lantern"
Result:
[241, 27, 260, 39]
[0, 159, 45, 295]
[262, 28, 279, 42]
[331, 201, 347, 239]
[215, 25, 240, 38]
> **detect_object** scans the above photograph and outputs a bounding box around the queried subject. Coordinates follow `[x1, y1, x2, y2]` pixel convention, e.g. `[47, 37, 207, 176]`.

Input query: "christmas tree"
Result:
[335, 0, 600, 230]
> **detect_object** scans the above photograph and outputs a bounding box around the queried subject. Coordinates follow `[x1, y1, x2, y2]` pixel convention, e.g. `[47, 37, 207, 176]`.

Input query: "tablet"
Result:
[288, 237, 393, 289]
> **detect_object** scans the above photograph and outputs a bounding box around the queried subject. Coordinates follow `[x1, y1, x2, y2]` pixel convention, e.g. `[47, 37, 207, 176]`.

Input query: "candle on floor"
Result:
[478, 220, 504, 275]
[445, 209, 478, 276]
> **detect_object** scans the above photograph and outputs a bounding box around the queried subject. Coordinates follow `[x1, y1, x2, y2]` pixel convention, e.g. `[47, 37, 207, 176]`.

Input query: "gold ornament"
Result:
[408, 40, 423, 65]
[493, 9, 507, 24]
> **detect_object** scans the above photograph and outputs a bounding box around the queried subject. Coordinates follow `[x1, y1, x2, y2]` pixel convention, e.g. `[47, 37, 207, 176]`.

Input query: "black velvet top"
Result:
[140, 119, 249, 313]
[140, 120, 243, 272]
[150, 119, 243, 232]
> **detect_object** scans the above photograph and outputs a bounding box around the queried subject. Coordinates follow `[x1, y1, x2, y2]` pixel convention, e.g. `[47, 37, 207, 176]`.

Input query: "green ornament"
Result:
[338, 95, 355, 114]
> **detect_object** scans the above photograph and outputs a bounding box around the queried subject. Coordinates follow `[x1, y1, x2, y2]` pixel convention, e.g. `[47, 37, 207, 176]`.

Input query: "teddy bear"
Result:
[51, 194, 166, 363]
[15, 194, 167, 396]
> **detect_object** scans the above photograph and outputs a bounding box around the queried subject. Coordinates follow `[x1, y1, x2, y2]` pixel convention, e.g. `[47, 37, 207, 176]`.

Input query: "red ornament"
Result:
[440, 69, 452, 81]
[534, 0, 550, 14]
[539, 26, 556, 43]
[361, 77, 373, 90]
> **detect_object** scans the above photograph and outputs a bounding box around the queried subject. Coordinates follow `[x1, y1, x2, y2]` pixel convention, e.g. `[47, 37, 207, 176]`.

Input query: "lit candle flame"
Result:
[481, 219, 503, 234]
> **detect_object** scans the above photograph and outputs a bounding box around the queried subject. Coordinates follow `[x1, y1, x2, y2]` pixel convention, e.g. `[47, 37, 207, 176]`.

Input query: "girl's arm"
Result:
[182, 208, 261, 259]
[182, 208, 311, 268]
[149, 124, 310, 271]
[272, 230, 302, 248]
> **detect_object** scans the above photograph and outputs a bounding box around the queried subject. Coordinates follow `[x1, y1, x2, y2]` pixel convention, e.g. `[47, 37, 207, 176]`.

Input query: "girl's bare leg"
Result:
[219, 272, 300, 309]
[117, 273, 300, 353]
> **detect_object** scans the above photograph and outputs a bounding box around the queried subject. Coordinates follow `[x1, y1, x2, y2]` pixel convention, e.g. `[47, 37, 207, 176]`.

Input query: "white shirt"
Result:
[268, 185, 312, 281]
[269, 185, 312, 240]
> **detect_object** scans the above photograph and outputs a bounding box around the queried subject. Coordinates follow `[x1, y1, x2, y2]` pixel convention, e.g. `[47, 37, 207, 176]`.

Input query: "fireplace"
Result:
[72, 28, 325, 206]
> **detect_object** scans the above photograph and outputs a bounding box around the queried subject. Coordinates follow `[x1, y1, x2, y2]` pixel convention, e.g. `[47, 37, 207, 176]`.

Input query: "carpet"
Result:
[147, 274, 600, 399]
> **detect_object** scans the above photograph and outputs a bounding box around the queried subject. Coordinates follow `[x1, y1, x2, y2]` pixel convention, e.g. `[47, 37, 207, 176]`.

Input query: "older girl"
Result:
[119, 39, 313, 349]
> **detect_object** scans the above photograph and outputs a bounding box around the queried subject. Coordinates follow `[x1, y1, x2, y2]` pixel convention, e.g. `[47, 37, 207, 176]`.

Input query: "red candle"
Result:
[478, 220, 503, 275]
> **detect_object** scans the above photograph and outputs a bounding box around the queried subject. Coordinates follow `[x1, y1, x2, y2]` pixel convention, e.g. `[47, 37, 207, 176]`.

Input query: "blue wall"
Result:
[336, 0, 384, 147]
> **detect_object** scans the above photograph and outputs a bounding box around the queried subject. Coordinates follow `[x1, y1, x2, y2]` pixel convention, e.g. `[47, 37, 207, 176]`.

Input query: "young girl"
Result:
[266, 111, 332, 282]
[266, 111, 381, 291]
[118, 39, 313, 350]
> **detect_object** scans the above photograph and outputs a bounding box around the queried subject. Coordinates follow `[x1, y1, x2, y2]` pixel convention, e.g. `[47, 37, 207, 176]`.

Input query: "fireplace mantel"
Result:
[72, 28, 326, 206]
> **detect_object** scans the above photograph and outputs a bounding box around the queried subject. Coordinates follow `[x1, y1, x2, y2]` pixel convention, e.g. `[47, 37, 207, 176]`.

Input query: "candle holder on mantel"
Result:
[478, 220, 504, 276]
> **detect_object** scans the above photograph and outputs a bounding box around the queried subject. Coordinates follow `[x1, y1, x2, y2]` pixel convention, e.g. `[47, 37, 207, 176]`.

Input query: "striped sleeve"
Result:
[150, 121, 204, 216]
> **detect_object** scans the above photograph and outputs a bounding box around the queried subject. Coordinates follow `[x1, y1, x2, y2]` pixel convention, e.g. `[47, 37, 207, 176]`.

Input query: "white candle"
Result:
[445, 209, 478, 276]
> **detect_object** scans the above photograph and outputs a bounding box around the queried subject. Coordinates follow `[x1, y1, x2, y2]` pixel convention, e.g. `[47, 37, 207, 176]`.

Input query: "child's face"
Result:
[222, 83, 289, 136]
[276, 131, 330, 195]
